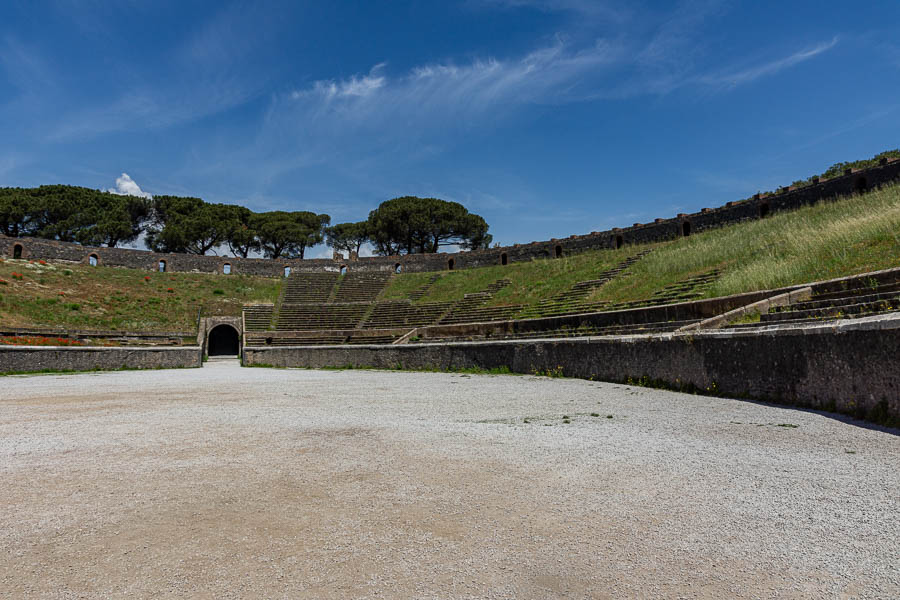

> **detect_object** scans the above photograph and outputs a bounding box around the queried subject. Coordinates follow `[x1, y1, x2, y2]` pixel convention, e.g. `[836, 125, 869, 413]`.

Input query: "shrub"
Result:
[64, 302, 80, 311]
[213, 289, 224, 295]
[167, 288, 175, 293]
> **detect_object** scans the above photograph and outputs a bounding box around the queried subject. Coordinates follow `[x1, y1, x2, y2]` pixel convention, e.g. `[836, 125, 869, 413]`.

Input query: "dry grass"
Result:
[590, 182, 900, 304]
[0, 260, 281, 331]
[381, 246, 643, 306]
[3, 181, 900, 331]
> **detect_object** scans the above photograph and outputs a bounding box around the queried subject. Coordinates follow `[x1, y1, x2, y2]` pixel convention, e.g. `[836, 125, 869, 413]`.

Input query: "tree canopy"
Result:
[0, 185, 150, 247]
[326, 221, 370, 255]
[254, 211, 331, 259]
[144, 196, 238, 255]
[226, 205, 260, 258]
[367, 196, 491, 255]
[0, 185, 491, 260]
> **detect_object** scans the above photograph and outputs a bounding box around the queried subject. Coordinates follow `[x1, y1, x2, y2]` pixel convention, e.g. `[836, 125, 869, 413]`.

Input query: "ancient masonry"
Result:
[3, 158, 898, 275]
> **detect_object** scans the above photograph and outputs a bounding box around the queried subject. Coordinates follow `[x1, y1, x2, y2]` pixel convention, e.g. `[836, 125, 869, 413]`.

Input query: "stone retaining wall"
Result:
[243, 316, 900, 425]
[3, 158, 899, 275]
[0, 346, 202, 374]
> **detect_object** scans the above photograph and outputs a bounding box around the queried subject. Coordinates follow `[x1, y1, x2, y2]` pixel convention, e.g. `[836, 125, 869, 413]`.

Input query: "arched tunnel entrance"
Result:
[207, 324, 240, 356]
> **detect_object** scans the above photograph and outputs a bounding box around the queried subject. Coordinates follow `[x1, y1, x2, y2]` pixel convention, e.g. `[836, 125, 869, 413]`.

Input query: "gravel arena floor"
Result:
[1, 359, 898, 599]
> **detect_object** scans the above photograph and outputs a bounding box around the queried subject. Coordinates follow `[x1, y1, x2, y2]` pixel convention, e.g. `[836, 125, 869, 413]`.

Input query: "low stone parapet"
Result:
[244, 314, 900, 426]
[0, 345, 202, 374]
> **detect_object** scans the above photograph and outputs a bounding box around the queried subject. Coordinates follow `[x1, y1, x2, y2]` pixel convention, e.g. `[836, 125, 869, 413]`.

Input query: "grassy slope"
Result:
[2, 181, 899, 332]
[380, 180, 900, 308]
[0, 261, 281, 331]
[381, 246, 643, 306]
[590, 181, 900, 305]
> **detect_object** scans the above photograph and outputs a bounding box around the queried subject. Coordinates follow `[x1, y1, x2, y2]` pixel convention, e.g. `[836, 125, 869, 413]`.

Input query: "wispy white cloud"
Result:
[285, 38, 622, 127]
[276, 30, 835, 146]
[294, 63, 387, 100]
[108, 173, 153, 199]
[221, 38, 624, 189]
[194, 20, 842, 207]
[699, 37, 839, 90]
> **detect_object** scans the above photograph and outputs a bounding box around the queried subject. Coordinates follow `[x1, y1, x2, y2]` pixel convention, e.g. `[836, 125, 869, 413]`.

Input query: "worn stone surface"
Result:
[0, 361, 897, 597]
[0, 346, 201, 373]
[244, 314, 900, 424]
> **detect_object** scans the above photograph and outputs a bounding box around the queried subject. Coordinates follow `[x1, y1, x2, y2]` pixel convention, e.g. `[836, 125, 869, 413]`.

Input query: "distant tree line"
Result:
[0, 186, 491, 258]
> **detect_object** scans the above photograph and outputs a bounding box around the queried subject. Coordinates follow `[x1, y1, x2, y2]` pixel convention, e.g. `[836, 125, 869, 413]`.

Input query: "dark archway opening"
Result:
[615, 235, 624, 249]
[158, 260, 167, 272]
[12, 243, 23, 259]
[759, 203, 770, 218]
[855, 176, 868, 194]
[88, 253, 99, 266]
[447, 258, 455, 270]
[394, 263, 402, 274]
[682, 221, 691, 237]
[554, 245, 562, 258]
[208, 324, 240, 356]
[340, 265, 348, 275]
[500, 252, 508, 266]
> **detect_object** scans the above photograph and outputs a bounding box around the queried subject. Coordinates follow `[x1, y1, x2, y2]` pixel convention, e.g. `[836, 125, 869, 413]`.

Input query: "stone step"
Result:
[773, 290, 900, 312]
[811, 281, 900, 302]
[761, 298, 900, 322]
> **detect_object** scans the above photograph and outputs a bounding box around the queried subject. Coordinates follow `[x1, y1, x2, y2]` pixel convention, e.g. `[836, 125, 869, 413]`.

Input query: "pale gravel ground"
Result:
[0, 359, 898, 599]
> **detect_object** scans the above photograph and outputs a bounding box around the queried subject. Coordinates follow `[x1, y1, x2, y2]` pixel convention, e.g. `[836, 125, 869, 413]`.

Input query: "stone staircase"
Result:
[243, 304, 274, 331]
[438, 304, 524, 325]
[519, 251, 651, 319]
[607, 269, 720, 311]
[724, 280, 900, 330]
[245, 330, 403, 346]
[409, 274, 442, 300]
[275, 303, 369, 330]
[252, 270, 394, 332]
[282, 272, 339, 303]
[361, 301, 454, 329]
[333, 272, 392, 303]
[415, 317, 703, 344]
[437, 279, 517, 325]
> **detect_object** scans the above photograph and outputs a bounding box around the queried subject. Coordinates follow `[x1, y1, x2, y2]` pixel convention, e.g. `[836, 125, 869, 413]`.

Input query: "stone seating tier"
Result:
[518, 251, 651, 320]
[275, 303, 369, 330]
[361, 301, 453, 329]
[243, 304, 274, 331]
[333, 273, 393, 303]
[282, 272, 340, 304]
[245, 331, 402, 346]
[413, 317, 703, 344]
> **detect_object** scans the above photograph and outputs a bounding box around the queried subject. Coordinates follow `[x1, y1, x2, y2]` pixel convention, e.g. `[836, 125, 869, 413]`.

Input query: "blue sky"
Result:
[2, 1, 899, 256]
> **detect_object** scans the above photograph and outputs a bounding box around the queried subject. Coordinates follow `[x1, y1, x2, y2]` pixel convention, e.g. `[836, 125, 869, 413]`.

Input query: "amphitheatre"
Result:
[2, 153, 900, 597]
